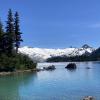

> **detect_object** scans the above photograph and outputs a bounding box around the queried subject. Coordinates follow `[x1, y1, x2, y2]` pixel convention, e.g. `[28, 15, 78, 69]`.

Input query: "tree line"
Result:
[0, 9, 36, 72]
[46, 48, 100, 62]
[0, 9, 22, 55]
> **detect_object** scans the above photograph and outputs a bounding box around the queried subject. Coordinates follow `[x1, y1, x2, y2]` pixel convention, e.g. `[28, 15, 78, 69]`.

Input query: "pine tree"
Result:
[14, 12, 22, 53]
[0, 20, 4, 53]
[5, 9, 15, 54]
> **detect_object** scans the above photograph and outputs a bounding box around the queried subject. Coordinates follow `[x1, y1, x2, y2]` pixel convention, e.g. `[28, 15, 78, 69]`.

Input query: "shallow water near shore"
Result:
[0, 61, 100, 100]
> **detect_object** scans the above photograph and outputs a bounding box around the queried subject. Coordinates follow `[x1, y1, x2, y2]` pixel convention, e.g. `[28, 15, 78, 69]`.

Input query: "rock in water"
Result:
[43, 65, 56, 70]
[65, 63, 76, 69]
[86, 67, 91, 69]
[83, 96, 95, 100]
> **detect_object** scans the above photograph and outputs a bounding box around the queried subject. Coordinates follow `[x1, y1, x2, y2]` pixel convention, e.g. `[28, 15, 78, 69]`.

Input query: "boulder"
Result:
[86, 67, 91, 69]
[83, 96, 95, 100]
[65, 63, 76, 69]
[43, 65, 56, 70]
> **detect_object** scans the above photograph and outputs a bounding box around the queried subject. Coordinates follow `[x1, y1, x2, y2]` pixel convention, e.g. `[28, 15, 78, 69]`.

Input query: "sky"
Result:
[0, 0, 100, 48]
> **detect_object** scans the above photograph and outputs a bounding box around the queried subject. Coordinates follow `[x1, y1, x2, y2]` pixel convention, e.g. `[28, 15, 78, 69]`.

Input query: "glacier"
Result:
[18, 45, 95, 62]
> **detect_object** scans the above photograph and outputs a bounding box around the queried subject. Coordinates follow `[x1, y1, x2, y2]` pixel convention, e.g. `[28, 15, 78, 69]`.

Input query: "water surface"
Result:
[0, 62, 100, 100]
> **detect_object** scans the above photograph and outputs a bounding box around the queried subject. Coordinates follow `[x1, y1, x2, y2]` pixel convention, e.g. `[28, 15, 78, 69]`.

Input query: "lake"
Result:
[0, 62, 100, 100]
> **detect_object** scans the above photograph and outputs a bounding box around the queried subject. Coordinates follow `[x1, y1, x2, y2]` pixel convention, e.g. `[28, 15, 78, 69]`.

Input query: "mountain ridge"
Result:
[18, 45, 95, 62]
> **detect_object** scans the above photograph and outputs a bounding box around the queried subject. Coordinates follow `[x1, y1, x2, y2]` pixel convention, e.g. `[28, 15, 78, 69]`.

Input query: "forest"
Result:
[0, 9, 36, 72]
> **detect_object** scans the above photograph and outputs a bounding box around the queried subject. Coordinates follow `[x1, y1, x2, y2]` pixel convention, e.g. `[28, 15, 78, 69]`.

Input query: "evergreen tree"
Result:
[0, 9, 37, 72]
[0, 20, 4, 53]
[14, 12, 22, 53]
[5, 9, 15, 54]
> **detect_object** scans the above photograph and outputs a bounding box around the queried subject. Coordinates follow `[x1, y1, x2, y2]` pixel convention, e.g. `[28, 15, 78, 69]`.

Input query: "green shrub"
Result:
[0, 53, 37, 72]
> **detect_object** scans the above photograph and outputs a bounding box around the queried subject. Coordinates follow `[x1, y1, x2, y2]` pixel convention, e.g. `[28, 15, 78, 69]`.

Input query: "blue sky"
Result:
[0, 0, 100, 48]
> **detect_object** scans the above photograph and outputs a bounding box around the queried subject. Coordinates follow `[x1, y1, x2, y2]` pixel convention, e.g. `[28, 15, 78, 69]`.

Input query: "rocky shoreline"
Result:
[0, 63, 76, 75]
[0, 65, 56, 75]
[0, 68, 40, 76]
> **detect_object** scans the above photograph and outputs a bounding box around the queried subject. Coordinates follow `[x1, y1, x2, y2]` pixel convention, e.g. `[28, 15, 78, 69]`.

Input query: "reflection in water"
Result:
[0, 72, 37, 100]
[66, 68, 77, 72]
[1, 62, 100, 100]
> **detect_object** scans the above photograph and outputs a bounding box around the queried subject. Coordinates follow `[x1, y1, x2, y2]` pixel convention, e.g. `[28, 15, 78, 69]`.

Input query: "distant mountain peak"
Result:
[19, 46, 95, 62]
[82, 44, 92, 49]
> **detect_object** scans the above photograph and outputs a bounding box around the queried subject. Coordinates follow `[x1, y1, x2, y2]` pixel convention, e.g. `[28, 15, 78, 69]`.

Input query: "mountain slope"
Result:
[18, 45, 94, 62]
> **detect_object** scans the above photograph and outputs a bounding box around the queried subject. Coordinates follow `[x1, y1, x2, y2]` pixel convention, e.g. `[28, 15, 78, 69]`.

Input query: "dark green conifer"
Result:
[5, 9, 15, 54]
[14, 12, 23, 53]
[0, 20, 4, 53]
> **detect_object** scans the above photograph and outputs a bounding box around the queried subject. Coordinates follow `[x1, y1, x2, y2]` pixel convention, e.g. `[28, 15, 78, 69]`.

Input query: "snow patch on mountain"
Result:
[18, 46, 95, 62]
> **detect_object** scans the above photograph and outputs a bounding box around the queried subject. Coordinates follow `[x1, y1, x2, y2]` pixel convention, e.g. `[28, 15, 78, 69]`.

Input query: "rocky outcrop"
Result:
[65, 63, 76, 69]
[82, 44, 92, 49]
[43, 65, 56, 70]
[86, 67, 91, 69]
[83, 96, 95, 100]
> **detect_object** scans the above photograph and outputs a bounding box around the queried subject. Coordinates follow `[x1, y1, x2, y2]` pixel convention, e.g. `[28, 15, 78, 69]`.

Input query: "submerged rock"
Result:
[43, 65, 56, 70]
[86, 67, 91, 69]
[65, 63, 76, 69]
[83, 96, 95, 100]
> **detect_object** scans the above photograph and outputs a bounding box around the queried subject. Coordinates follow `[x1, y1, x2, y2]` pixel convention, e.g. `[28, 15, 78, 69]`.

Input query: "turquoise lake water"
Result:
[0, 62, 100, 100]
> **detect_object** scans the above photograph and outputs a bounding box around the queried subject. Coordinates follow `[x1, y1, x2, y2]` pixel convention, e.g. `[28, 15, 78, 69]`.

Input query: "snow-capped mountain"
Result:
[18, 45, 95, 62]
